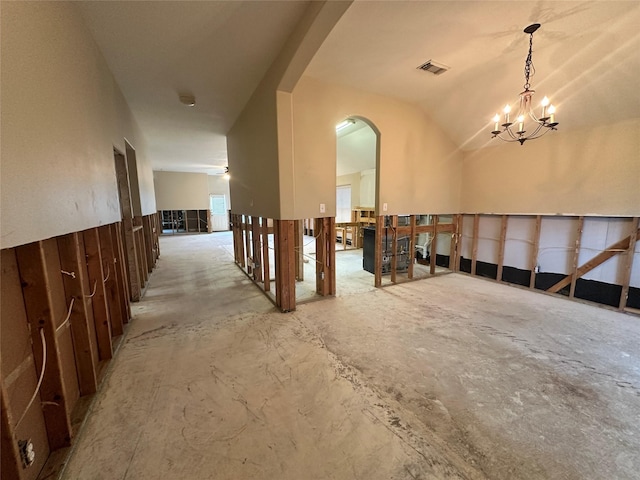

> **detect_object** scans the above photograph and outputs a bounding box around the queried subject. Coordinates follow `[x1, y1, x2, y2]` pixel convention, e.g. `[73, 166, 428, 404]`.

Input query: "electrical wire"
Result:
[55, 298, 75, 333]
[84, 280, 98, 298]
[15, 328, 46, 430]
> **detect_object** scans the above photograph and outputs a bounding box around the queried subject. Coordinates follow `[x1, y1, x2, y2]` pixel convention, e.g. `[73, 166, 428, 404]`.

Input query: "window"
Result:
[336, 185, 351, 223]
[210, 194, 226, 215]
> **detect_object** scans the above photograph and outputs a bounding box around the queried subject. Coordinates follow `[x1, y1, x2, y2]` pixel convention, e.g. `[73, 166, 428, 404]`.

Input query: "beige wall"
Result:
[154, 172, 209, 211]
[461, 119, 640, 216]
[0, 1, 156, 249]
[288, 76, 463, 219]
[227, 1, 351, 220]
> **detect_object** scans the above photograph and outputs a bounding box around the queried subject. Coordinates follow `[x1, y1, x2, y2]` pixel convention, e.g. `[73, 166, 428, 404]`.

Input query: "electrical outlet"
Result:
[18, 439, 35, 468]
[319, 203, 326, 213]
[383, 203, 388, 212]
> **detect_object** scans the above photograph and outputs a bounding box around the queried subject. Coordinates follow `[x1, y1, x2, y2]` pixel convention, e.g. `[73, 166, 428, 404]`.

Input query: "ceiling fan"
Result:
[211, 166, 230, 180]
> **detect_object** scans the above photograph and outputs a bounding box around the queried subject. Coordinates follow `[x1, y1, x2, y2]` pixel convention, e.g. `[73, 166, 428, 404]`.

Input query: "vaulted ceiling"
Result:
[78, 1, 640, 173]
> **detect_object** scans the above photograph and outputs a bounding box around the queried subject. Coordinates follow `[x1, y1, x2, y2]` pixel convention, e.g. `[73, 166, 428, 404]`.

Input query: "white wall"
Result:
[359, 169, 376, 208]
[0, 1, 156, 249]
[154, 172, 209, 211]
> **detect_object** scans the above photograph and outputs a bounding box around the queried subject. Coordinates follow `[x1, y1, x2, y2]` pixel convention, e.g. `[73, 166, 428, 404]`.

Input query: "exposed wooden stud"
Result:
[235, 215, 246, 267]
[1, 248, 49, 480]
[83, 229, 113, 361]
[244, 216, 252, 274]
[315, 218, 335, 296]
[328, 217, 336, 295]
[122, 216, 140, 301]
[98, 225, 124, 337]
[497, 215, 508, 281]
[315, 218, 326, 295]
[274, 220, 296, 311]
[15, 240, 74, 450]
[375, 215, 383, 288]
[151, 213, 161, 260]
[1, 385, 23, 480]
[111, 223, 131, 324]
[430, 215, 439, 275]
[449, 215, 457, 271]
[56, 233, 99, 395]
[569, 216, 585, 298]
[294, 220, 304, 281]
[142, 215, 154, 273]
[471, 214, 479, 276]
[391, 216, 398, 284]
[529, 215, 542, 289]
[619, 217, 639, 310]
[251, 216, 263, 283]
[547, 227, 640, 294]
[408, 215, 416, 279]
[262, 218, 271, 292]
[454, 215, 463, 272]
[133, 225, 147, 287]
[231, 214, 238, 263]
[157, 212, 162, 257]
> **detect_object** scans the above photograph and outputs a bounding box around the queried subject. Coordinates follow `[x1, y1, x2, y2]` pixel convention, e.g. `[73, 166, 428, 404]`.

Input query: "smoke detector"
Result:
[179, 95, 196, 107]
[416, 60, 449, 75]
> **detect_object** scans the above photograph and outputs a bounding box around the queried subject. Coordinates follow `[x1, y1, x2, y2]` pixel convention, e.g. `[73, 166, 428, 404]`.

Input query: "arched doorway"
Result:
[334, 117, 380, 292]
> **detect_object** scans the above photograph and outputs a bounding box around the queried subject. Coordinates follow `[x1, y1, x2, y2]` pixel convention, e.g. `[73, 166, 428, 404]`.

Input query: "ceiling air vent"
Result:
[417, 60, 449, 75]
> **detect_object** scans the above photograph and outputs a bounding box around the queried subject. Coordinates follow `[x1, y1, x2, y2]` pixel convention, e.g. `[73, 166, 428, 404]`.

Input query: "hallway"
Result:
[62, 233, 640, 480]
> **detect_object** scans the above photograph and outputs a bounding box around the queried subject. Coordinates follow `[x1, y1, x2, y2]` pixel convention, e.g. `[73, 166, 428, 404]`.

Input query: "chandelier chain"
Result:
[523, 32, 535, 91]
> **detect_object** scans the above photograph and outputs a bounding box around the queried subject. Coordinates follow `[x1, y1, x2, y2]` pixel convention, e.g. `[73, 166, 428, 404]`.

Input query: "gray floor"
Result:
[62, 232, 640, 480]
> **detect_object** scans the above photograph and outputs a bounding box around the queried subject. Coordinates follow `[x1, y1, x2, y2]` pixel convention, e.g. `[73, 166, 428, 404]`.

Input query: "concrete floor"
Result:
[61, 232, 640, 480]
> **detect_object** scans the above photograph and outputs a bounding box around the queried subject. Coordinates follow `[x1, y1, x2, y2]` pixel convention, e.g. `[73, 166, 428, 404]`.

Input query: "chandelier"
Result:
[491, 24, 558, 145]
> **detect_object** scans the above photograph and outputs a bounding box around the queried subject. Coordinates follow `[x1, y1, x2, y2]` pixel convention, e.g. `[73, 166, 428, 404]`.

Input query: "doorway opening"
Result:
[333, 117, 379, 293]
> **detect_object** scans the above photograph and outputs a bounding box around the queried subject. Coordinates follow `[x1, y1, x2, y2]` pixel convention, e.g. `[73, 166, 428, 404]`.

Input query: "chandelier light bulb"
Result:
[503, 105, 511, 114]
[548, 104, 556, 123]
[493, 114, 501, 133]
[541, 96, 550, 106]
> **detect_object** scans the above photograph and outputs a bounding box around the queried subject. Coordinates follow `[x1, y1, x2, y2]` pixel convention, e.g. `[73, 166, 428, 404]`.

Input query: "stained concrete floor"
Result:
[61, 232, 640, 480]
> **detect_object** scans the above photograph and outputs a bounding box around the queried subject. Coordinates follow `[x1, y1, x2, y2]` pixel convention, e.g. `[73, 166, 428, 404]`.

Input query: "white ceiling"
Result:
[306, 1, 640, 150]
[77, 0, 310, 174]
[337, 119, 376, 176]
[78, 1, 640, 173]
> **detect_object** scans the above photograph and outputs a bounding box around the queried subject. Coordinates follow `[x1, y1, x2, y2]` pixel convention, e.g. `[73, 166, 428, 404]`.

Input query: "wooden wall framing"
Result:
[458, 214, 640, 315]
[0, 214, 159, 479]
[230, 212, 639, 316]
[231, 214, 341, 311]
